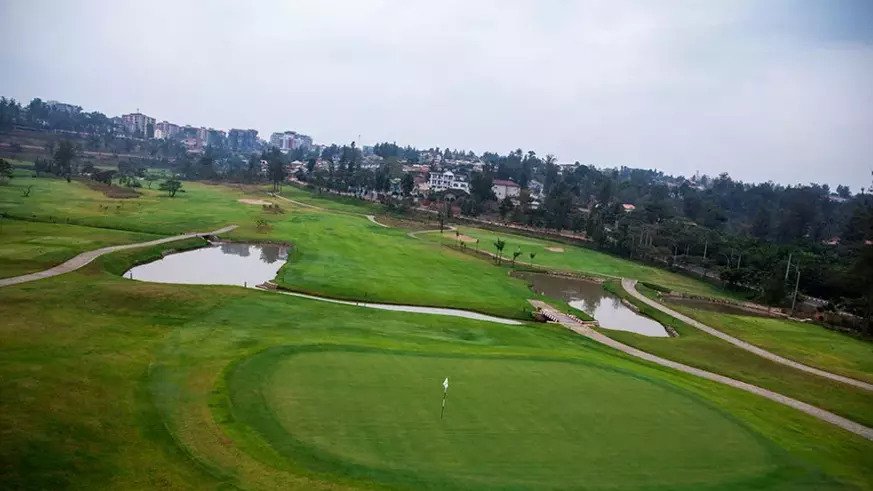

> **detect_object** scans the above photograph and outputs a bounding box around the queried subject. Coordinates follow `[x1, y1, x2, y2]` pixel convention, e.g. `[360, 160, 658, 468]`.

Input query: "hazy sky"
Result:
[1, 0, 872, 189]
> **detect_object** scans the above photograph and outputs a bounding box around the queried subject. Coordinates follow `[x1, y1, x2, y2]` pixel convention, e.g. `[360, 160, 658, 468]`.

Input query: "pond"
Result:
[520, 273, 670, 337]
[125, 242, 289, 287]
[124, 242, 521, 325]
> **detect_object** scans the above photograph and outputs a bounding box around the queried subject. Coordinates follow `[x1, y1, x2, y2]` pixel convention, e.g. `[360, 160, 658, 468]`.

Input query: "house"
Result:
[429, 170, 469, 193]
[492, 179, 520, 200]
[622, 203, 636, 212]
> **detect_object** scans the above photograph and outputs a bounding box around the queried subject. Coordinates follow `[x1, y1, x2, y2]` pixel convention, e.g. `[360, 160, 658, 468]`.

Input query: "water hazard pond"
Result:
[123, 241, 521, 325]
[126, 242, 289, 287]
[521, 272, 670, 337]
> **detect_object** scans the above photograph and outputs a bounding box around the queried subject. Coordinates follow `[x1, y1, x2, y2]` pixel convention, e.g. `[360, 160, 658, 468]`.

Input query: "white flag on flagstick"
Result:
[442, 377, 449, 390]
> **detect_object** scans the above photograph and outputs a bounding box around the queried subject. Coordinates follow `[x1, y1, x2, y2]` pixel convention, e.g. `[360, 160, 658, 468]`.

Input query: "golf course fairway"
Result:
[2, 178, 872, 489]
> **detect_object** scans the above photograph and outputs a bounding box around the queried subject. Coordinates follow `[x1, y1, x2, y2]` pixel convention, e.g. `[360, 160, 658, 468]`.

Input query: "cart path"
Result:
[529, 300, 873, 441]
[407, 226, 456, 239]
[264, 285, 522, 325]
[366, 215, 389, 227]
[621, 279, 873, 392]
[0, 225, 238, 288]
[269, 192, 326, 211]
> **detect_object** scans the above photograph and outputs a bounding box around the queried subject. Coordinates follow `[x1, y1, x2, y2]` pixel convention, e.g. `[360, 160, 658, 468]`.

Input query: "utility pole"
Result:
[791, 266, 801, 314]
[784, 253, 792, 282]
[703, 239, 708, 260]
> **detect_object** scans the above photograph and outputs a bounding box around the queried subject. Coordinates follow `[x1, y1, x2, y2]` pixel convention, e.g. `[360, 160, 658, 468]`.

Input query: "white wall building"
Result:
[492, 179, 520, 200]
[428, 170, 469, 193]
[121, 112, 156, 137]
[154, 121, 180, 140]
[269, 131, 313, 153]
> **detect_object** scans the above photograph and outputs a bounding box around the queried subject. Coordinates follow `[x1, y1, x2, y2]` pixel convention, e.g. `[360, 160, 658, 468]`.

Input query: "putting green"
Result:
[227, 347, 822, 489]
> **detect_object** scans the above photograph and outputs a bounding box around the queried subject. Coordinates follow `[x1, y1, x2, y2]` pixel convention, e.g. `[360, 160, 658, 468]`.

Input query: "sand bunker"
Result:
[238, 199, 273, 206]
[546, 246, 565, 253]
[456, 234, 479, 243]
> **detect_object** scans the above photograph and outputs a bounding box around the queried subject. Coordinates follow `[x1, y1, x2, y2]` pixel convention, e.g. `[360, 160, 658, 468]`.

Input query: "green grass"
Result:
[0, 219, 160, 278]
[232, 348, 791, 489]
[603, 282, 873, 429]
[269, 210, 534, 319]
[277, 185, 382, 215]
[665, 303, 873, 385]
[424, 225, 734, 299]
[3, 248, 870, 489]
[0, 176, 265, 235]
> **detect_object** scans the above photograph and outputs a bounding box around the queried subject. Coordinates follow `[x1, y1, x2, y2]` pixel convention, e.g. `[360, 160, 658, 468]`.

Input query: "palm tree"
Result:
[529, 251, 537, 267]
[493, 238, 506, 264]
[512, 248, 522, 265]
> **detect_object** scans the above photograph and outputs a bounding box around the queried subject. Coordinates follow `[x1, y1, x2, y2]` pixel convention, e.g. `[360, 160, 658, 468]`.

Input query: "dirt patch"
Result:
[545, 246, 564, 253]
[83, 180, 141, 199]
[238, 198, 273, 205]
[456, 234, 478, 243]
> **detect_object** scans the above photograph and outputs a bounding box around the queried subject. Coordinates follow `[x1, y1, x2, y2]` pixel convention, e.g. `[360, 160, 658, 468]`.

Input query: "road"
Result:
[621, 279, 873, 392]
[530, 299, 873, 441]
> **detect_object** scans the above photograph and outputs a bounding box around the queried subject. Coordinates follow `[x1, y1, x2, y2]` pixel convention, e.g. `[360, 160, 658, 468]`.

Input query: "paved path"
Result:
[530, 300, 873, 441]
[269, 192, 325, 211]
[0, 225, 238, 288]
[366, 215, 389, 228]
[407, 226, 455, 239]
[266, 285, 522, 325]
[622, 279, 873, 392]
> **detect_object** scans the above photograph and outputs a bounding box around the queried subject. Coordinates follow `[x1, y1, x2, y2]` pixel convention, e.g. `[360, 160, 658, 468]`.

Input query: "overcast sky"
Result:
[1, 0, 871, 189]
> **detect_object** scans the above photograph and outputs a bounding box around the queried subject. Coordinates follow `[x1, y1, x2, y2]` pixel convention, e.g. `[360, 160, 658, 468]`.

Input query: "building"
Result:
[269, 131, 313, 153]
[121, 112, 156, 138]
[154, 121, 180, 140]
[205, 128, 226, 147]
[492, 179, 520, 200]
[428, 170, 469, 193]
[46, 100, 80, 113]
[228, 129, 259, 153]
[622, 203, 636, 212]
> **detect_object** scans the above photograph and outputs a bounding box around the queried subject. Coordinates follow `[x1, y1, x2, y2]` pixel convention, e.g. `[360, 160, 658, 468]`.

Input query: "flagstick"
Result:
[440, 377, 449, 420]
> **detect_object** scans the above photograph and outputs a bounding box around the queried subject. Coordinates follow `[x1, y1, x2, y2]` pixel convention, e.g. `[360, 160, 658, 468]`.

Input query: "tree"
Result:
[159, 178, 183, 197]
[493, 238, 506, 264]
[54, 139, 77, 182]
[499, 196, 515, 219]
[469, 172, 495, 202]
[265, 147, 286, 192]
[761, 271, 786, 308]
[529, 251, 537, 267]
[143, 172, 160, 189]
[0, 158, 12, 183]
[401, 172, 414, 196]
[512, 248, 522, 265]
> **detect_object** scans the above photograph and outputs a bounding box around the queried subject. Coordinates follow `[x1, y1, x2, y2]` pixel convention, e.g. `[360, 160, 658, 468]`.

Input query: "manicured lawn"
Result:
[423, 225, 734, 299]
[1, 207, 872, 488]
[0, 219, 160, 278]
[603, 282, 873, 429]
[0, 176, 266, 235]
[277, 185, 382, 215]
[232, 348, 784, 489]
[665, 303, 873, 385]
[268, 209, 534, 318]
